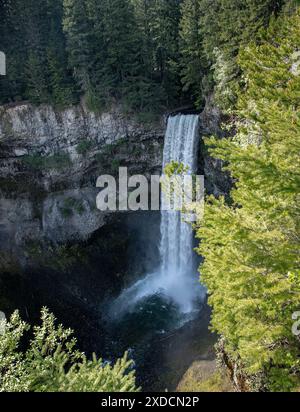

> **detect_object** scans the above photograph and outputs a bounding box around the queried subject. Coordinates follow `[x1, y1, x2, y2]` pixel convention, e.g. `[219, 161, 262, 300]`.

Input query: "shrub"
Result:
[0, 308, 138, 392]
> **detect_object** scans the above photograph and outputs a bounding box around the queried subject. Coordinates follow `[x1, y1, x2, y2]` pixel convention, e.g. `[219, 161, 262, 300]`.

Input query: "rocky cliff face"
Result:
[0, 103, 164, 264]
[199, 97, 232, 197]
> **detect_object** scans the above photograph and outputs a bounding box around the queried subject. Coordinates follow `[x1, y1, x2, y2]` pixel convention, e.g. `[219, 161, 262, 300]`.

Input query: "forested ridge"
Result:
[0, 0, 295, 113]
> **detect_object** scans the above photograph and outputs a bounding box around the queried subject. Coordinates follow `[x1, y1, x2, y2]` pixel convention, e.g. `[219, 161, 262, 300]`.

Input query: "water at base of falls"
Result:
[105, 297, 214, 391]
[109, 114, 205, 319]
[109, 268, 202, 318]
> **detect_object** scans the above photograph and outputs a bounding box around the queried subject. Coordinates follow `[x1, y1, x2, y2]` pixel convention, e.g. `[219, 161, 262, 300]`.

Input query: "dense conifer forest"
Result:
[0, 0, 294, 113]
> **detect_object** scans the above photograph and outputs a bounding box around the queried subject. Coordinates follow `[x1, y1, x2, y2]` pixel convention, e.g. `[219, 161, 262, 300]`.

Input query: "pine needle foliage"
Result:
[0, 308, 138, 392]
[197, 9, 300, 392]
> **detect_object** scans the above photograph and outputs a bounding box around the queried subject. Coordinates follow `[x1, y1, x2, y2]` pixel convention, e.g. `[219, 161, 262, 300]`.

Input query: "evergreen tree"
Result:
[148, 0, 182, 106]
[0, 308, 138, 392]
[25, 51, 50, 104]
[63, 0, 93, 102]
[97, 0, 143, 109]
[197, 9, 300, 391]
[179, 0, 207, 107]
[131, 0, 165, 112]
[199, 0, 286, 109]
[0, 0, 76, 106]
[22, 0, 52, 104]
[133, 0, 183, 107]
[0, 0, 28, 103]
[46, 0, 77, 107]
[64, 0, 156, 113]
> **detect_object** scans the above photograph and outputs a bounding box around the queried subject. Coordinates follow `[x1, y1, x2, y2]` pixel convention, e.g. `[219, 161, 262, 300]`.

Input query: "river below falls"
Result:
[102, 296, 216, 391]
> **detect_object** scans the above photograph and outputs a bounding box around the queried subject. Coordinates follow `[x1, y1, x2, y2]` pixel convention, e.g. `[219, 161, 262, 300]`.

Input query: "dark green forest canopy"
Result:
[0, 0, 294, 112]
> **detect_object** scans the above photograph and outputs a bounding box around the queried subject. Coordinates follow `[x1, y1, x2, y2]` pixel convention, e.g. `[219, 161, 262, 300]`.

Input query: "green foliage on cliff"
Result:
[197, 9, 300, 391]
[76, 139, 93, 156]
[0, 308, 138, 392]
[23, 153, 72, 171]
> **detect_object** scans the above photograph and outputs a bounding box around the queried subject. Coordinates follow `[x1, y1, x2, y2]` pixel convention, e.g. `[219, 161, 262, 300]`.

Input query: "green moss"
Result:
[59, 197, 85, 218]
[23, 153, 72, 171]
[95, 140, 128, 175]
[22, 154, 43, 169]
[177, 361, 234, 393]
[134, 111, 160, 125]
[100, 139, 127, 157]
[111, 159, 121, 174]
[179, 371, 234, 392]
[76, 140, 93, 156]
[199, 373, 227, 392]
[131, 146, 143, 157]
[25, 241, 88, 273]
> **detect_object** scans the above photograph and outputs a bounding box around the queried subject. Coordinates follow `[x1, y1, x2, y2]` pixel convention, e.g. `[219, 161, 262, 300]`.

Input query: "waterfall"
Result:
[109, 114, 203, 317]
[158, 114, 200, 312]
[160, 115, 199, 281]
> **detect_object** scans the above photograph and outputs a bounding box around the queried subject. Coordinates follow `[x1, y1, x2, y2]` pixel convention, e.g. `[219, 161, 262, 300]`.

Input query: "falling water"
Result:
[159, 114, 201, 312]
[109, 114, 203, 317]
